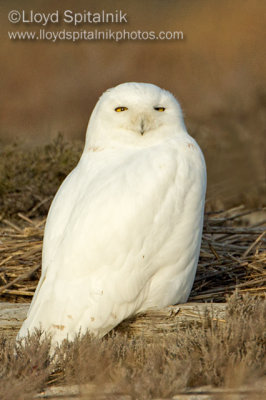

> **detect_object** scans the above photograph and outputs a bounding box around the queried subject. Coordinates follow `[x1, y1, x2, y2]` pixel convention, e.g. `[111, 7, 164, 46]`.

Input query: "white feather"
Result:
[18, 82, 206, 344]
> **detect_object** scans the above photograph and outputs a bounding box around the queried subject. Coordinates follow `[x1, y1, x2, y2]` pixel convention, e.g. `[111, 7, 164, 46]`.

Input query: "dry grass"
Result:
[0, 332, 52, 400]
[0, 135, 82, 219]
[0, 206, 265, 304]
[0, 294, 265, 400]
[192, 207, 266, 302]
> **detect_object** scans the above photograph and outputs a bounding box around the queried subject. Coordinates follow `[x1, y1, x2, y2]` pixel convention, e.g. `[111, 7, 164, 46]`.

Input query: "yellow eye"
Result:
[115, 107, 128, 112]
[154, 107, 165, 112]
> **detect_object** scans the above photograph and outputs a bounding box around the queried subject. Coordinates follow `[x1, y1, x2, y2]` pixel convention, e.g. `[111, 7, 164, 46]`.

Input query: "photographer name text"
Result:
[8, 10, 128, 26]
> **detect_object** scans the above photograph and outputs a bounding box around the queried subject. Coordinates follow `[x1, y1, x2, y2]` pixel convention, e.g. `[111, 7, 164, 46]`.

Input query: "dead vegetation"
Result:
[0, 294, 265, 400]
[0, 135, 82, 219]
[0, 206, 265, 304]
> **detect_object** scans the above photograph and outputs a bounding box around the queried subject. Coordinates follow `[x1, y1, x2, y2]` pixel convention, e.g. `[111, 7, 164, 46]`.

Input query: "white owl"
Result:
[18, 82, 206, 345]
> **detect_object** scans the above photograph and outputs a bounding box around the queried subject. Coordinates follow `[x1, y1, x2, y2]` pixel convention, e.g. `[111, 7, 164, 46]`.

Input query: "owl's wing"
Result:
[26, 167, 81, 315]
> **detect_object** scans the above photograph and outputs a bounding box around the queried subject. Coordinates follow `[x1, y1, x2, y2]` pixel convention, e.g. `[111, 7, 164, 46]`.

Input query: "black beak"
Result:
[140, 119, 145, 135]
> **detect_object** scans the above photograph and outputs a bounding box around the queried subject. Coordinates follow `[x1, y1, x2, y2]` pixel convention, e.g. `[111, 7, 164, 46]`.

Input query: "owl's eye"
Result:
[115, 107, 128, 112]
[154, 107, 165, 112]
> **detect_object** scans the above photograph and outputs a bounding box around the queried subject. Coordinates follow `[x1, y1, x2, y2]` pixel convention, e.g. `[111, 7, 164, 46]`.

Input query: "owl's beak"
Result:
[140, 119, 145, 135]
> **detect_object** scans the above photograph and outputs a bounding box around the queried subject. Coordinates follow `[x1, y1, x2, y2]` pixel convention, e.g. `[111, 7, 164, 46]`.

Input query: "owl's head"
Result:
[85, 82, 187, 149]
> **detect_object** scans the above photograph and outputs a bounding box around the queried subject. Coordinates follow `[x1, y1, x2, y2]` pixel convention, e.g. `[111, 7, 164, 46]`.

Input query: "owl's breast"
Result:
[43, 139, 205, 279]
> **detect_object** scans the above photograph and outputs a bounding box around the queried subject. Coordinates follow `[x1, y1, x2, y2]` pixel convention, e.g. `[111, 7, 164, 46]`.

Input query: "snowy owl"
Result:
[18, 82, 206, 345]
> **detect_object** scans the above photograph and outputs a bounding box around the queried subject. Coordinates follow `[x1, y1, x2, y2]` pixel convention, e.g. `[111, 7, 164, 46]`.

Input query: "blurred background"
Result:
[0, 0, 265, 211]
